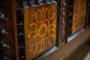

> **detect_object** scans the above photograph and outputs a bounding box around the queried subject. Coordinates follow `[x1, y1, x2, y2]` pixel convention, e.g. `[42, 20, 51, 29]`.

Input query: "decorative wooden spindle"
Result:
[16, 1, 25, 59]
[60, 0, 68, 42]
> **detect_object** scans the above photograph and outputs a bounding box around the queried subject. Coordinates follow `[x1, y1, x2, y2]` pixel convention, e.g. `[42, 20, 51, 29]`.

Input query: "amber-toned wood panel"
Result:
[72, 0, 87, 34]
[24, 3, 57, 60]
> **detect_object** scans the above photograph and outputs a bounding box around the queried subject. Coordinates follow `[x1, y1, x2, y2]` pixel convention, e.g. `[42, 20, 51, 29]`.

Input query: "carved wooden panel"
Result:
[72, 0, 87, 34]
[24, 2, 57, 60]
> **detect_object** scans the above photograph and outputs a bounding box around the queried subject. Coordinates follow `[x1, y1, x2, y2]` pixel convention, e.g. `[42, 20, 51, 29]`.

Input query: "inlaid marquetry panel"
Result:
[24, 3, 57, 60]
[72, 0, 87, 34]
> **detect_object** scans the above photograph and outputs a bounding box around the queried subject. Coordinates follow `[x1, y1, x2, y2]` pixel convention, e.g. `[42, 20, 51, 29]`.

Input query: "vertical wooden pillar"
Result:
[60, 0, 68, 43]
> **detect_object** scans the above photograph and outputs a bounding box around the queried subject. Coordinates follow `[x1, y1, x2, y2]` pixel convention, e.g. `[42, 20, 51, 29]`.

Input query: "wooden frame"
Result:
[17, 0, 59, 60]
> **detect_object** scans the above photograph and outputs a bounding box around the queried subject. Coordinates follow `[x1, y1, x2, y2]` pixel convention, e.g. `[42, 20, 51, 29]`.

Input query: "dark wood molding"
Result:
[60, 0, 68, 43]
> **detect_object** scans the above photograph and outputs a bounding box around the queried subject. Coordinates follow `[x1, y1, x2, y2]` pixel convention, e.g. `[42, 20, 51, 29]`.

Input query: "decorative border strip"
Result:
[60, 0, 68, 42]
[16, 2, 25, 60]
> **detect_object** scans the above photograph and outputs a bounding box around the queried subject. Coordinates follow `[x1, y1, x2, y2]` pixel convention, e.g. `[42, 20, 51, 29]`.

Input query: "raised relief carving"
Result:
[24, 2, 57, 60]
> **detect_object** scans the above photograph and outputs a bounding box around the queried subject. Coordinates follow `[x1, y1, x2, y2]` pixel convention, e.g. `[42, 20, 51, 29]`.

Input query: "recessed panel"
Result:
[67, 0, 87, 42]
[24, 3, 57, 60]
[72, 0, 86, 34]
